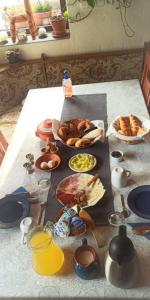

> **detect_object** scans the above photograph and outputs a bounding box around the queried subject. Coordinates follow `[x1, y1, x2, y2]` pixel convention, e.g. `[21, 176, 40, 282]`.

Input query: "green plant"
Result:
[9, 4, 25, 15]
[33, 0, 52, 13]
[63, 10, 69, 21]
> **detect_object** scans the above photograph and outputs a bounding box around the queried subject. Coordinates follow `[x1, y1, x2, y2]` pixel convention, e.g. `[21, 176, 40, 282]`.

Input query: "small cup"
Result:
[111, 166, 131, 189]
[20, 217, 34, 245]
[74, 238, 100, 280]
[110, 150, 123, 163]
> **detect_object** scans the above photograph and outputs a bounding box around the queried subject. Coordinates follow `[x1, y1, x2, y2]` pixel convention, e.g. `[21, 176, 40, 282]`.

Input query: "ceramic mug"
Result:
[111, 166, 131, 189]
[74, 238, 100, 280]
[110, 150, 124, 163]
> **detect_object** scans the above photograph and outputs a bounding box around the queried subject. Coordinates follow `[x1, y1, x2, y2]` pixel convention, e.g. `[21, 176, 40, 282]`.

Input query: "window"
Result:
[0, 0, 69, 46]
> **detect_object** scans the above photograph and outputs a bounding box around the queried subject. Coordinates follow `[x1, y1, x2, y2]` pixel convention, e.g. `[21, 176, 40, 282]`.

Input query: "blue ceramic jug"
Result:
[74, 238, 100, 280]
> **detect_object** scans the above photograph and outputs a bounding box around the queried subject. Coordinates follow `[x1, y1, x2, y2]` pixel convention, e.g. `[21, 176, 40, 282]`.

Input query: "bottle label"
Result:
[64, 85, 73, 98]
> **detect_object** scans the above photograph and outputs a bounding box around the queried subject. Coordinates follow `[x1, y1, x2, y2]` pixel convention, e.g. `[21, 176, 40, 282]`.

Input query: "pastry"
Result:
[77, 120, 93, 132]
[75, 138, 91, 148]
[129, 115, 142, 136]
[58, 126, 69, 141]
[69, 123, 78, 137]
[66, 138, 80, 146]
[118, 117, 132, 136]
[116, 115, 146, 137]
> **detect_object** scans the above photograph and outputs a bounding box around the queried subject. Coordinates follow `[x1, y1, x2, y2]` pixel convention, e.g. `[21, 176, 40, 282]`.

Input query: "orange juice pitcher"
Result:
[28, 226, 64, 275]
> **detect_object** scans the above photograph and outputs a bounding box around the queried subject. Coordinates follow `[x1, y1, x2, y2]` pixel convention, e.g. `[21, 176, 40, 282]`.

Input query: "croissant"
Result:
[119, 117, 132, 136]
[129, 115, 142, 136]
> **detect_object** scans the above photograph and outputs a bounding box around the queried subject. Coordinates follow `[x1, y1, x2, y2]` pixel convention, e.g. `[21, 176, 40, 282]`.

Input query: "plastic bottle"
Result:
[62, 70, 73, 98]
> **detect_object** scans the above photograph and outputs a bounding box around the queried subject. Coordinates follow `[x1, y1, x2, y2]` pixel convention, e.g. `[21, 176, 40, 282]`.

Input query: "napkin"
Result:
[128, 222, 150, 240]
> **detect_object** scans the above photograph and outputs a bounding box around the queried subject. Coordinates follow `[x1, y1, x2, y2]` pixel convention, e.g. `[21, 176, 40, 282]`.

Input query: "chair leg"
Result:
[0, 149, 5, 165]
[0, 131, 8, 152]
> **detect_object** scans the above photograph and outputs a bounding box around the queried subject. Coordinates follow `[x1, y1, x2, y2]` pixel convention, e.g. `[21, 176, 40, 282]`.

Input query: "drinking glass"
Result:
[108, 211, 125, 237]
[108, 211, 125, 227]
[38, 175, 51, 203]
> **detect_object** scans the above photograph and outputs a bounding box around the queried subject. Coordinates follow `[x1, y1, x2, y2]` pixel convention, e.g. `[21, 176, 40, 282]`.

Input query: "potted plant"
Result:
[32, 0, 52, 26]
[50, 11, 67, 38]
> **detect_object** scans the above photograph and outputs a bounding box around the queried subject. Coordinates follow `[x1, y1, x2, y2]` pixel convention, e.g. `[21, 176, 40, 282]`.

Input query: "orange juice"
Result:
[29, 230, 64, 275]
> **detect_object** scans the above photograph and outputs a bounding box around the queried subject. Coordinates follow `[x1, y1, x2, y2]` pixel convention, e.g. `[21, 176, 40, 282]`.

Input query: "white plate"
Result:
[56, 173, 105, 208]
[69, 153, 97, 173]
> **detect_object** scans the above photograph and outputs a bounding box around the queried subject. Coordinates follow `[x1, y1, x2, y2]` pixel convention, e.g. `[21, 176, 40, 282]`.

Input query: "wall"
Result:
[0, 0, 150, 63]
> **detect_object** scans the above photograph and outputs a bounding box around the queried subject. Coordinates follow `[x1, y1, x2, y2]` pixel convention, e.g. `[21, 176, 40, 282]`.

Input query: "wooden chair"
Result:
[0, 131, 8, 165]
[140, 42, 150, 113]
[4, 0, 37, 43]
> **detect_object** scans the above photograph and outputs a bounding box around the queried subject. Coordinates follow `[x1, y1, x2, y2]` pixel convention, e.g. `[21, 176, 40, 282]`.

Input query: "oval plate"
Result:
[0, 193, 30, 229]
[127, 185, 150, 219]
[56, 173, 105, 208]
[69, 153, 97, 173]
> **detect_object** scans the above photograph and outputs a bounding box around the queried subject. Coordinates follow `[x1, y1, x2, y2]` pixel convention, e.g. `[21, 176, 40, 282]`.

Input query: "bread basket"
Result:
[52, 118, 105, 149]
[107, 115, 150, 143]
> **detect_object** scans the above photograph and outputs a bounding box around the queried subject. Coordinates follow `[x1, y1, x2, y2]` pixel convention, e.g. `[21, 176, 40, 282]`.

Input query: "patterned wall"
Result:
[0, 63, 47, 115]
[0, 48, 144, 116]
[45, 50, 144, 86]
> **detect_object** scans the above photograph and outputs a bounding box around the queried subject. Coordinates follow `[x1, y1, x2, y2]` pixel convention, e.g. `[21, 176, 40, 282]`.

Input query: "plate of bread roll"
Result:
[55, 118, 104, 148]
[110, 114, 150, 142]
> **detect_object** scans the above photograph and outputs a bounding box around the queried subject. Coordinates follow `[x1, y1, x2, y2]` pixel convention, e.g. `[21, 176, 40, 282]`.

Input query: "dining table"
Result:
[0, 79, 150, 299]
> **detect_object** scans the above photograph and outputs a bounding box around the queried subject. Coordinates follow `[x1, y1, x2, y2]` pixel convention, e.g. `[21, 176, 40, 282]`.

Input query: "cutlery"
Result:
[132, 226, 150, 235]
[120, 194, 130, 218]
[38, 202, 48, 225]
[78, 207, 105, 248]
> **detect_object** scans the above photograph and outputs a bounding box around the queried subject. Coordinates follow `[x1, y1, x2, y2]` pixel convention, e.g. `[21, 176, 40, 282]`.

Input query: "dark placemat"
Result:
[45, 94, 114, 225]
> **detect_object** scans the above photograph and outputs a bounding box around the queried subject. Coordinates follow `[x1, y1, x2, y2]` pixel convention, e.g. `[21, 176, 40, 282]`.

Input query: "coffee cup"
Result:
[110, 150, 124, 163]
[73, 238, 100, 280]
[111, 166, 131, 189]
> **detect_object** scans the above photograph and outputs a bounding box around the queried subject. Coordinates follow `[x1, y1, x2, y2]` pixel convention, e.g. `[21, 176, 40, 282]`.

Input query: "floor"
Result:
[0, 105, 22, 144]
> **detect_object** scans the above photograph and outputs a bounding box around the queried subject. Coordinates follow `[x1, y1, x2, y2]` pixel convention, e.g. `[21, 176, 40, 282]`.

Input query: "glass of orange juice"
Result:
[27, 226, 64, 275]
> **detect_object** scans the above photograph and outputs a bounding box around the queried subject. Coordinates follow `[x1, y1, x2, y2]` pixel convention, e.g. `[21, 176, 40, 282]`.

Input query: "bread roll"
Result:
[83, 128, 103, 139]
[75, 138, 91, 148]
[66, 138, 80, 146]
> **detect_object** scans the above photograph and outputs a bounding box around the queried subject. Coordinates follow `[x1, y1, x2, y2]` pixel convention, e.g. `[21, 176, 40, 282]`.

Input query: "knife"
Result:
[132, 226, 150, 235]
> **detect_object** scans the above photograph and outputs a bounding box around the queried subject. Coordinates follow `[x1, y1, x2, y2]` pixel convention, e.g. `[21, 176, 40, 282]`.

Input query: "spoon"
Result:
[120, 194, 130, 218]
